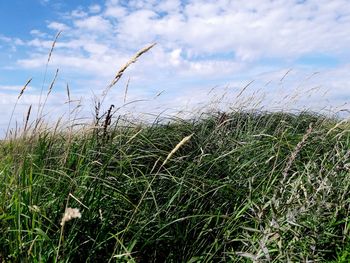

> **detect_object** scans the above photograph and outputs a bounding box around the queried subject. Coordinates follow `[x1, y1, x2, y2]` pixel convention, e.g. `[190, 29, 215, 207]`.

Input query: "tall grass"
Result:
[1, 110, 350, 262]
[1, 39, 350, 262]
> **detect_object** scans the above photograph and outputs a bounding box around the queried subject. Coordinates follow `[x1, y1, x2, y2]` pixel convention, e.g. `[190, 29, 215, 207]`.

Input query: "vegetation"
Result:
[1, 109, 350, 262]
[1, 40, 350, 262]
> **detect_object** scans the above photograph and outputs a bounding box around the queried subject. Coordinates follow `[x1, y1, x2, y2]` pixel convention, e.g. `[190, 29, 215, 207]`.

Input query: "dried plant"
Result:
[123, 77, 130, 104]
[281, 122, 314, 184]
[36, 30, 62, 121]
[101, 43, 156, 104]
[103, 104, 115, 140]
[6, 78, 32, 139]
[163, 133, 194, 166]
[66, 83, 71, 103]
[60, 207, 82, 226]
[18, 78, 32, 99]
[24, 104, 32, 134]
[48, 31, 62, 64]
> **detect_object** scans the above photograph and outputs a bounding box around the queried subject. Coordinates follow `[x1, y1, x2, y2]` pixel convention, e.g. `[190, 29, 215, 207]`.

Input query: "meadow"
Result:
[0, 42, 350, 262]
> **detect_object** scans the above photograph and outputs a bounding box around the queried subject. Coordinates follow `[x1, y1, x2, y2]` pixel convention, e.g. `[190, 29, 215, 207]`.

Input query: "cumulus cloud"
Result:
[14, 1, 350, 74]
[1, 0, 350, 136]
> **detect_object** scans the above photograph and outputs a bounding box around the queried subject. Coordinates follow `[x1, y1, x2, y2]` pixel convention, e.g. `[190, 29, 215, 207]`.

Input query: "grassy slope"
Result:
[0, 111, 350, 262]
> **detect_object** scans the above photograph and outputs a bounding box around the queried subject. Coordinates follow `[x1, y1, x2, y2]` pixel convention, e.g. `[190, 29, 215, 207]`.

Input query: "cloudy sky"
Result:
[1, 0, 350, 136]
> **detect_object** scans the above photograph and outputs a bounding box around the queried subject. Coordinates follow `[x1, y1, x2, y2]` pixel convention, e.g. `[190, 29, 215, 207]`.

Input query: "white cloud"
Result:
[169, 48, 182, 66]
[156, 0, 182, 14]
[0, 86, 21, 92]
[0, 35, 12, 43]
[30, 29, 48, 38]
[27, 38, 53, 49]
[89, 4, 102, 14]
[71, 9, 88, 18]
[104, 6, 127, 18]
[47, 22, 70, 31]
[0, 91, 76, 138]
[74, 15, 112, 32]
[16, 0, 350, 72]
[1, 0, 349, 136]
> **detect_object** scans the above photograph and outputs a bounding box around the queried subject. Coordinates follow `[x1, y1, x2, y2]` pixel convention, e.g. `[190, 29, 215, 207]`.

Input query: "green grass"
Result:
[1, 109, 350, 262]
[3, 40, 348, 262]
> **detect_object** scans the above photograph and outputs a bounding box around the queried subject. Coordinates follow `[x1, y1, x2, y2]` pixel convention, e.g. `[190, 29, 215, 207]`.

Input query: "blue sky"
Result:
[1, 0, 350, 136]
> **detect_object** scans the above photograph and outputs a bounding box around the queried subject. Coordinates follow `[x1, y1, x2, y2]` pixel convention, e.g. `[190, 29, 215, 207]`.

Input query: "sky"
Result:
[1, 0, 350, 136]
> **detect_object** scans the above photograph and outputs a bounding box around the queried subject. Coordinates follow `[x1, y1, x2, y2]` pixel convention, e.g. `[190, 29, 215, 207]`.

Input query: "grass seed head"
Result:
[60, 207, 81, 226]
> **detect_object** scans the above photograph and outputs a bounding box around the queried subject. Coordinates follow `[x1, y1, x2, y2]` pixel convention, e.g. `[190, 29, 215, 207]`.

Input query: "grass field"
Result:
[1, 108, 350, 262]
[1, 43, 350, 262]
